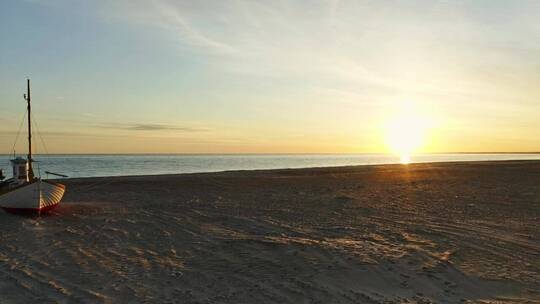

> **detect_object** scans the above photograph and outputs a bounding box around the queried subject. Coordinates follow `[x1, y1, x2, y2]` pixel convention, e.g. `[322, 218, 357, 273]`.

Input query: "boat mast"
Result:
[24, 78, 34, 179]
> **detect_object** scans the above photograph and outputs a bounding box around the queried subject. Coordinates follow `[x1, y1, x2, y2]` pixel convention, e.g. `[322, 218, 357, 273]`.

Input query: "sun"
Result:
[385, 112, 430, 164]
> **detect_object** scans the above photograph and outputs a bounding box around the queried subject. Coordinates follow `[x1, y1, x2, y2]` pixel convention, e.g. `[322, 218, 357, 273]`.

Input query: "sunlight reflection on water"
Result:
[0, 153, 538, 178]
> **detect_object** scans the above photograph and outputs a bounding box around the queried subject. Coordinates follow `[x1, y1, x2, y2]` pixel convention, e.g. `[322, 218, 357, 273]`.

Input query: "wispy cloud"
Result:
[99, 0, 540, 102]
[151, 1, 237, 54]
[97, 123, 210, 132]
[100, 0, 237, 55]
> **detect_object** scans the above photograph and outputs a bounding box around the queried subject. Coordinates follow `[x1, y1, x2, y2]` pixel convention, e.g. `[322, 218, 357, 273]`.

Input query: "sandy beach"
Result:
[0, 160, 539, 303]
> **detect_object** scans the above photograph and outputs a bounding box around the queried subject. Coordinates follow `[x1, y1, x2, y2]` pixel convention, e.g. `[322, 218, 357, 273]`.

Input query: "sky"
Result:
[1, 0, 539, 154]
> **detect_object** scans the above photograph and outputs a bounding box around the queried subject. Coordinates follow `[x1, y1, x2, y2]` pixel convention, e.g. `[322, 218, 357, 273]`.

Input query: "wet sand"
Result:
[0, 161, 539, 303]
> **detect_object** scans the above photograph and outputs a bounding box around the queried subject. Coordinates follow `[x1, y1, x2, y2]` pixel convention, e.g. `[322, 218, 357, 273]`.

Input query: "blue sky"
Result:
[1, 0, 540, 153]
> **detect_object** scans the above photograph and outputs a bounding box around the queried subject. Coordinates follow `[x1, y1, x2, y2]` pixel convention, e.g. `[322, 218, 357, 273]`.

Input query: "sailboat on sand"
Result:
[0, 79, 66, 215]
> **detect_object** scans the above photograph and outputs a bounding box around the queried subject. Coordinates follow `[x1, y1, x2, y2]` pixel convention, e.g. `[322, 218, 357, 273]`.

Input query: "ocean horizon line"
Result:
[2, 152, 540, 156]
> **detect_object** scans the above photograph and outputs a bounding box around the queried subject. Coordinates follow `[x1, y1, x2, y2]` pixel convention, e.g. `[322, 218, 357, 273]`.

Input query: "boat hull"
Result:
[2, 203, 59, 215]
[0, 180, 65, 215]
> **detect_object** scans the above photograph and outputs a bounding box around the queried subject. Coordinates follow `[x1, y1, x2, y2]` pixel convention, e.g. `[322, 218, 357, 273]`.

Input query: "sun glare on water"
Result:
[400, 154, 411, 164]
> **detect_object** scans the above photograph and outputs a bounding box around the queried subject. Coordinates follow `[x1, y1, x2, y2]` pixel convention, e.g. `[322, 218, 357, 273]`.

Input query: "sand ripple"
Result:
[1, 161, 539, 303]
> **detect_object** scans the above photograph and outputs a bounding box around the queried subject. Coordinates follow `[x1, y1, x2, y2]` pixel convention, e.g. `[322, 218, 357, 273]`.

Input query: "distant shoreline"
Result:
[2, 154, 540, 180]
[59, 159, 540, 181]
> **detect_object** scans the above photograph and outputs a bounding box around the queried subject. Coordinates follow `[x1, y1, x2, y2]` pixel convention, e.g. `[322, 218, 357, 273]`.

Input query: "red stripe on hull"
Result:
[2, 203, 59, 216]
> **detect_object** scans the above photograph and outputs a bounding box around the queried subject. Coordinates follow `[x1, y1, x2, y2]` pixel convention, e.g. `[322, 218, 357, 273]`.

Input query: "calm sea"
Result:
[0, 154, 539, 179]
